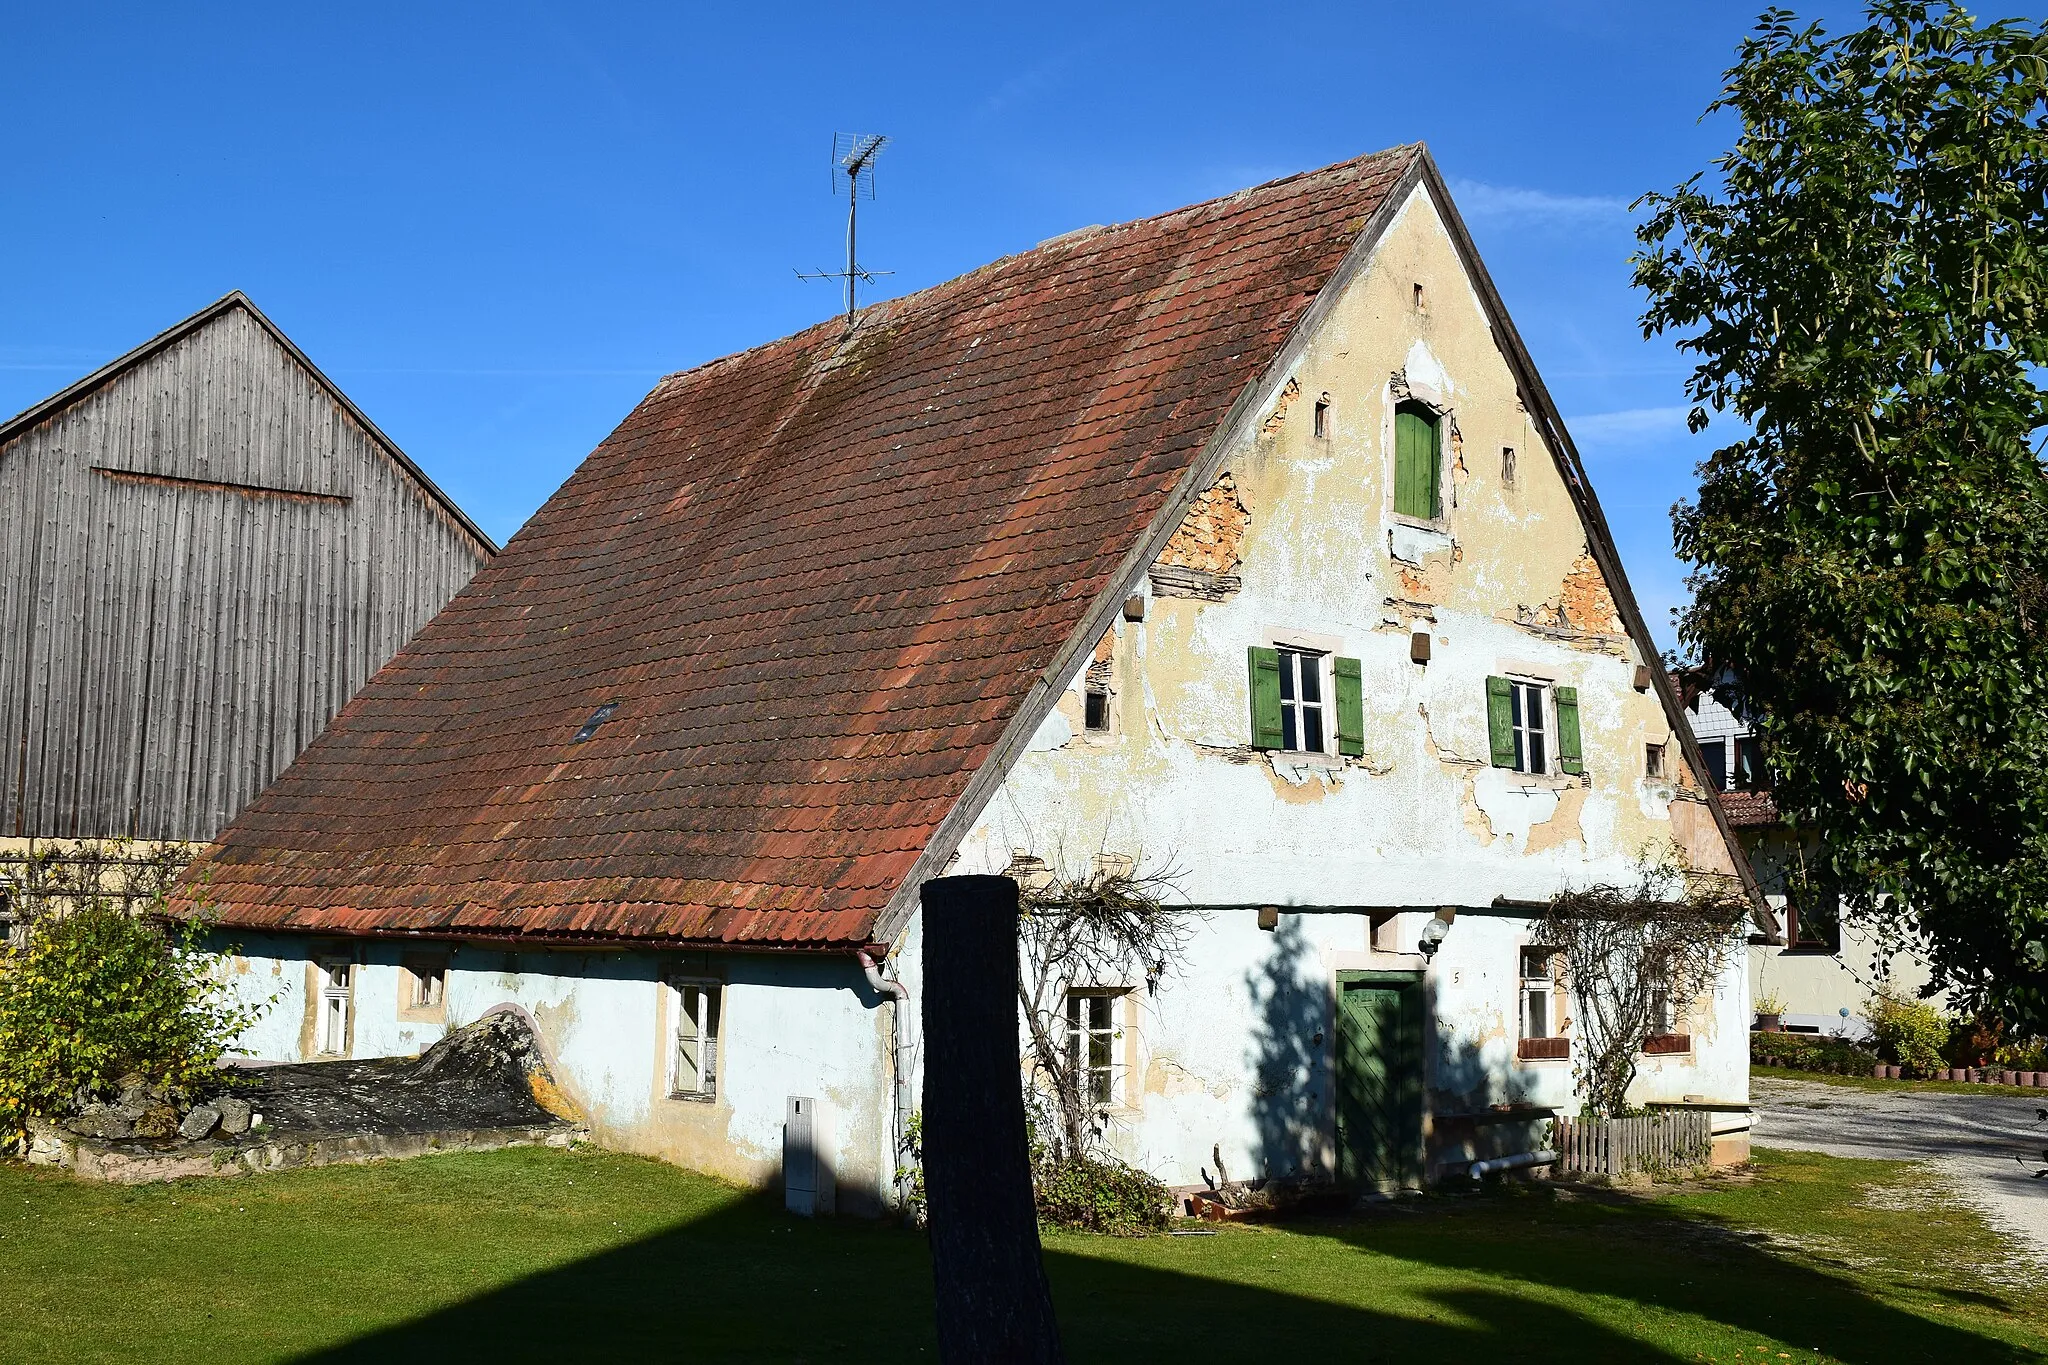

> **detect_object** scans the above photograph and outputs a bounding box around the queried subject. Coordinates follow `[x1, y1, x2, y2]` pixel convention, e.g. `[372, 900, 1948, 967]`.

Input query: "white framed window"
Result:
[400, 954, 447, 1015]
[1064, 989, 1126, 1108]
[1277, 647, 1327, 753]
[1520, 948, 1559, 1039]
[1507, 678, 1549, 774]
[317, 959, 351, 1056]
[668, 979, 722, 1100]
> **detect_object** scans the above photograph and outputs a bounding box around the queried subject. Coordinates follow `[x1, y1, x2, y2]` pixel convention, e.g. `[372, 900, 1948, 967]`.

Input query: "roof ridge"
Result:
[650, 143, 1426, 391]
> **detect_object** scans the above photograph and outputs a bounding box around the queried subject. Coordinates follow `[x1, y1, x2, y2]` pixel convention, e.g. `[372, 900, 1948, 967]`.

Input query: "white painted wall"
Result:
[932, 183, 1753, 1183]
[212, 933, 898, 1212]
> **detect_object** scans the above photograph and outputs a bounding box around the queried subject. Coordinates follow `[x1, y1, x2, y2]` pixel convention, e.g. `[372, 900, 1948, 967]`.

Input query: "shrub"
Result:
[1996, 1036, 2048, 1071]
[1866, 989, 1949, 1074]
[1034, 1155, 1169, 1236]
[0, 900, 266, 1140]
[1749, 1031, 1879, 1076]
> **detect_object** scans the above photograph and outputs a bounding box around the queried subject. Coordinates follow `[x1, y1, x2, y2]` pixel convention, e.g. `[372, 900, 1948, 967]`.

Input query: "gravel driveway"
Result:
[1753, 1075, 2048, 1266]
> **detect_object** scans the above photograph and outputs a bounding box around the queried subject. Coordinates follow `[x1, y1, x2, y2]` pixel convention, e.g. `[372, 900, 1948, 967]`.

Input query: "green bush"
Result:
[1865, 989, 1950, 1074]
[0, 901, 266, 1139]
[1749, 1031, 1880, 1076]
[1034, 1155, 1169, 1236]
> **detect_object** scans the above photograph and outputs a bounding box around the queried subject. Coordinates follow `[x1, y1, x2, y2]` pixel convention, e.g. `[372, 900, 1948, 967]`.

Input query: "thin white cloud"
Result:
[1565, 405, 1695, 443]
[1448, 178, 1630, 225]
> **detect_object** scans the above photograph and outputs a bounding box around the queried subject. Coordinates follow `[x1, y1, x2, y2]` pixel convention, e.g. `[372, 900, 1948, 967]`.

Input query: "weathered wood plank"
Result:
[0, 300, 490, 843]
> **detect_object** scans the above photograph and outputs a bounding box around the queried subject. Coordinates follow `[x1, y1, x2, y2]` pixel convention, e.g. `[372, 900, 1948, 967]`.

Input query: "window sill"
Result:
[1641, 1034, 1693, 1057]
[1516, 1038, 1570, 1062]
[665, 1091, 718, 1105]
[1268, 750, 1347, 773]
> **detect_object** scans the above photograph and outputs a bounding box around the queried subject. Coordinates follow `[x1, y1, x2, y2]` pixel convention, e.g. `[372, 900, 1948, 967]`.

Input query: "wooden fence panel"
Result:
[1552, 1112, 1710, 1179]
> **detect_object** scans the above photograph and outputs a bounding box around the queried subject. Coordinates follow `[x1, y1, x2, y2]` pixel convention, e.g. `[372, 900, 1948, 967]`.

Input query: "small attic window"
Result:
[573, 701, 620, 742]
[1502, 446, 1517, 488]
[1313, 394, 1330, 439]
[1413, 282, 1427, 313]
[1084, 689, 1111, 733]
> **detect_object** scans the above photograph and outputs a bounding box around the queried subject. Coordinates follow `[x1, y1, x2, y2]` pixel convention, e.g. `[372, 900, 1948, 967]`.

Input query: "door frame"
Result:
[1333, 969, 1427, 1192]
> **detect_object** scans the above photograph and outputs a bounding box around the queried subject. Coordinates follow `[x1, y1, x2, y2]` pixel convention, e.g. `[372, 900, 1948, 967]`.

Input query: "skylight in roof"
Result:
[573, 702, 620, 743]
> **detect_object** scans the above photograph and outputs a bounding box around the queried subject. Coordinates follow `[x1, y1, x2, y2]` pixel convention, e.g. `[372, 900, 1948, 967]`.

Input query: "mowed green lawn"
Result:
[0, 1146, 2039, 1364]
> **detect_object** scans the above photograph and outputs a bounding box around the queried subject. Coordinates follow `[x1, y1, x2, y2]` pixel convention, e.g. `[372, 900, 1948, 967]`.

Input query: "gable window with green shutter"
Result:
[1393, 401, 1443, 521]
[1485, 675, 1584, 776]
[1249, 645, 1365, 756]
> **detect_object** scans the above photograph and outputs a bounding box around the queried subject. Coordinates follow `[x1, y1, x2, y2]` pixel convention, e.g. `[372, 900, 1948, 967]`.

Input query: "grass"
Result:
[0, 1145, 2041, 1363]
[1753, 1064, 2048, 1099]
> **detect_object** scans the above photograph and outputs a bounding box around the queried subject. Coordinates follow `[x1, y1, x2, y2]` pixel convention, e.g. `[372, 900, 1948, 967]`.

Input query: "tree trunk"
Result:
[922, 874, 1065, 1365]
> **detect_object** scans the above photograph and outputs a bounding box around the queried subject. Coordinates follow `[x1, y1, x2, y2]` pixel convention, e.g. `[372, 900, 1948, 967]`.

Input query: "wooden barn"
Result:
[0, 293, 494, 851]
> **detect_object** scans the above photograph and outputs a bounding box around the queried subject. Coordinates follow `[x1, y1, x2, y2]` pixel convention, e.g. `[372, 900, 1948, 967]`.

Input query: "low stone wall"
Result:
[25, 1008, 585, 1184]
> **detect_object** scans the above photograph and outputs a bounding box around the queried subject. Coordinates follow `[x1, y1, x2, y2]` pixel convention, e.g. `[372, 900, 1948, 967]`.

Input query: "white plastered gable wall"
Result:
[927, 180, 1753, 1185]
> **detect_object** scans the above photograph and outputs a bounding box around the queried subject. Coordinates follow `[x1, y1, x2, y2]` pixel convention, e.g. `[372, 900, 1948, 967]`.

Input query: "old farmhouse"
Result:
[1, 293, 494, 858]
[179, 147, 1766, 1211]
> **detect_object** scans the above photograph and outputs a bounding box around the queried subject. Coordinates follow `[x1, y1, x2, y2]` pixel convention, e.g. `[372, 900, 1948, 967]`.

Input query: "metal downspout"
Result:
[856, 948, 911, 1207]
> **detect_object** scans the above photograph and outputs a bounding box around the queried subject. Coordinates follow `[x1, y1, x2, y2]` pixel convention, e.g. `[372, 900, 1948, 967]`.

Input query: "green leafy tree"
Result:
[0, 897, 268, 1141]
[1635, 2, 2048, 1032]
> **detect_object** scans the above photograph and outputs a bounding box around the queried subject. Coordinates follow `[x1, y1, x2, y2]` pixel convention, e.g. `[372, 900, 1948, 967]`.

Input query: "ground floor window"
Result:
[668, 980, 722, 1099]
[1064, 990, 1125, 1107]
[317, 960, 352, 1056]
[400, 954, 447, 1016]
[1517, 948, 1567, 1060]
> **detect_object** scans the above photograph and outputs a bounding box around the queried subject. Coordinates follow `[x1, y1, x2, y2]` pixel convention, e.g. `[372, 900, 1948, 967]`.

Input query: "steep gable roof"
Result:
[1, 292, 496, 555]
[180, 147, 1425, 949]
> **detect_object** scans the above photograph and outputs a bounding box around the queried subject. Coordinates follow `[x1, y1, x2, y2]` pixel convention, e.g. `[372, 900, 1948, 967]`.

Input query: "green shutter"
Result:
[1394, 405, 1440, 520]
[1555, 685, 1584, 775]
[1334, 656, 1364, 757]
[1486, 675, 1515, 768]
[1248, 646, 1284, 750]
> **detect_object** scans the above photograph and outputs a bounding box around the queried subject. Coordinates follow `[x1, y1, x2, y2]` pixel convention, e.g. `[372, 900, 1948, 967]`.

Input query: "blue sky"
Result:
[2, 2, 1870, 651]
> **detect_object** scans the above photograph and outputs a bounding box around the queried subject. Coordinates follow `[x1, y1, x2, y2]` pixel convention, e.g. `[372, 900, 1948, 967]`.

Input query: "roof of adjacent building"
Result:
[1718, 790, 1780, 828]
[0, 292, 497, 556]
[177, 145, 1425, 950]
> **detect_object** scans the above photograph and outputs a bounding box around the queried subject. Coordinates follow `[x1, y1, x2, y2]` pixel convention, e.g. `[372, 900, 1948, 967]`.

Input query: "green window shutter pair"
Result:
[1247, 647, 1364, 754]
[1484, 675, 1584, 774]
[1394, 403, 1441, 520]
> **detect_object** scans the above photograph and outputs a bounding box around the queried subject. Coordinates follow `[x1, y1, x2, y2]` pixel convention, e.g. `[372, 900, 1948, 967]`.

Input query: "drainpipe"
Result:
[856, 948, 911, 1205]
[1469, 1148, 1559, 1181]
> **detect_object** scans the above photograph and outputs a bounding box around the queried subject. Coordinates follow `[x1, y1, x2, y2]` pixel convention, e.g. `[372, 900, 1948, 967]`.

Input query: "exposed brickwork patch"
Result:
[1159, 472, 1250, 577]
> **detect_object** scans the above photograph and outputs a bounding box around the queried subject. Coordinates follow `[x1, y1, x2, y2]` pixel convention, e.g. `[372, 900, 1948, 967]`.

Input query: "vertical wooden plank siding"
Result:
[0, 305, 490, 843]
[1553, 1112, 1713, 1178]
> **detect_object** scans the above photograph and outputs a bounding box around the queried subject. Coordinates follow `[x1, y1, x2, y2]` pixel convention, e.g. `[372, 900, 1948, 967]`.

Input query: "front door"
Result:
[1334, 972, 1425, 1190]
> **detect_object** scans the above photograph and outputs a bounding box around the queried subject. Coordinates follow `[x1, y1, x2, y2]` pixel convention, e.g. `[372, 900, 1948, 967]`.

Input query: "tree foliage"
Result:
[1533, 868, 1747, 1116]
[1635, 2, 2048, 1030]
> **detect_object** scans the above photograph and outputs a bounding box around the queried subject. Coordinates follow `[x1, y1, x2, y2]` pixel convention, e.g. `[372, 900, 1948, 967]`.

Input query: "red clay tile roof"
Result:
[1718, 789, 1780, 828]
[176, 145, 1421, 950]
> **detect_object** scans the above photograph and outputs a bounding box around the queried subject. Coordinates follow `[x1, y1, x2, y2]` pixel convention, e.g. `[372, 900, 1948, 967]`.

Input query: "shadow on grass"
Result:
[291, 1184, 2033, 1365]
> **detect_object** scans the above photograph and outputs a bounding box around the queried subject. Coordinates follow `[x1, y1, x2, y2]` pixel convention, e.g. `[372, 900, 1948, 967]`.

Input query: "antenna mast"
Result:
[796, 133, 893, 326]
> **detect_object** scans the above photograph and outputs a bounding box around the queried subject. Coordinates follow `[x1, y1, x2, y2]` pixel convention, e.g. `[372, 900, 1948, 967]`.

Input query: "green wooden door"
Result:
[1334, 973, 1425, 1190]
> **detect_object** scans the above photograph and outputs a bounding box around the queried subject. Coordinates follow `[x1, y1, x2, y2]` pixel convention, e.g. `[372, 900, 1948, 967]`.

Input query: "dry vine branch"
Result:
[1011, 851, 1193, 1163]
[1532, 866, 1747, 1117]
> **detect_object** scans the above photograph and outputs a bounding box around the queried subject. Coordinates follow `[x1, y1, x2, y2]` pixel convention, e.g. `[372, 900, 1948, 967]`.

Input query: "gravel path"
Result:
[1753, 1076, 2048, 1267]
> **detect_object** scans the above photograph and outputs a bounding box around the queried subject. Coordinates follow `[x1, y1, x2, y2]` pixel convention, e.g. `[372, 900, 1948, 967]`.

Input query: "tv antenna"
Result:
[795, 133, 893, 326]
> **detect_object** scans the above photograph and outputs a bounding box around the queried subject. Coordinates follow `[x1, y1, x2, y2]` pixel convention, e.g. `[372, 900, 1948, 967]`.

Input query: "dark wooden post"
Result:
[921, 874, 1065, 1365]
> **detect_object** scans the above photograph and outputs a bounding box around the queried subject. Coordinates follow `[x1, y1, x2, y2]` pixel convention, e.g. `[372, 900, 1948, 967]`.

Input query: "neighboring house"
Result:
[1684, 674, 1936, 1037]
[0, 293, 494, 869]
[180, 146, 1766, 1212]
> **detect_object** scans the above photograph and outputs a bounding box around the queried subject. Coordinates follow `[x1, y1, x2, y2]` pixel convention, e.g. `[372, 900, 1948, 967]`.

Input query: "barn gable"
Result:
[0, 294, 494, 842]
